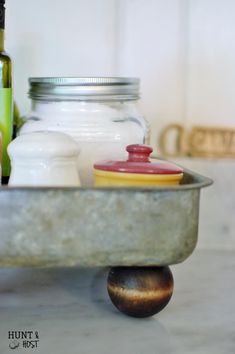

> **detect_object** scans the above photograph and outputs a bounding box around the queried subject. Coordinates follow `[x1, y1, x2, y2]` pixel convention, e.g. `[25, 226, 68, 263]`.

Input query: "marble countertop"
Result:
[0, 250, 234, 354]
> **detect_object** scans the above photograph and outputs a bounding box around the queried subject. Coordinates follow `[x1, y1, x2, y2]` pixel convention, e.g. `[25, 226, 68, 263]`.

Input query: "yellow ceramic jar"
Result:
[94, 145, 183, 187]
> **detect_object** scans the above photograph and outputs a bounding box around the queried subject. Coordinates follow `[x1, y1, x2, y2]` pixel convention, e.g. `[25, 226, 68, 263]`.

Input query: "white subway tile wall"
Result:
[7, 0, 235, 140]
[6, 0, 118, 114]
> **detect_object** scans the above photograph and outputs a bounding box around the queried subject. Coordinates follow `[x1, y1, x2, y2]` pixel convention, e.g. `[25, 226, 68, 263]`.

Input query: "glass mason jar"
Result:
[20, 77, 149, 186]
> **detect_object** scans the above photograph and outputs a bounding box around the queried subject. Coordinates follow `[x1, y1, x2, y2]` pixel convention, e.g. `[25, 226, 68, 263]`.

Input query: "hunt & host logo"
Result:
[8, 331, 39, 350]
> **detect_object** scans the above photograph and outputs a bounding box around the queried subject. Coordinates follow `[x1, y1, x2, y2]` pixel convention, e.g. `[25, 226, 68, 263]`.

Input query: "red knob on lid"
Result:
[127, 144, 153, 163]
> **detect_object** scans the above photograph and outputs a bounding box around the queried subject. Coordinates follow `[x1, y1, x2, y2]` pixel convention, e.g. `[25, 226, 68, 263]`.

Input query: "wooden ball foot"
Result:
[107, 266, 174, 318]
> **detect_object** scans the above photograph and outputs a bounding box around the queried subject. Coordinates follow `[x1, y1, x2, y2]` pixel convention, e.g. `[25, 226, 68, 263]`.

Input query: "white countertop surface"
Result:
[0, 250, 234, 354]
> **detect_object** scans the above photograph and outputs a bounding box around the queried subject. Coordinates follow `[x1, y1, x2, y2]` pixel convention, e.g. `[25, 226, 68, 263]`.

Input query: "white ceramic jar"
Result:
[8, 131, 80, 187]
[20, 77, 149, 186]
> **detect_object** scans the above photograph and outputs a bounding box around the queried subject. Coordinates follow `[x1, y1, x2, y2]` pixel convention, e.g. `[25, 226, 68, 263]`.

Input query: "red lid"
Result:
[94, 144, 183, 175]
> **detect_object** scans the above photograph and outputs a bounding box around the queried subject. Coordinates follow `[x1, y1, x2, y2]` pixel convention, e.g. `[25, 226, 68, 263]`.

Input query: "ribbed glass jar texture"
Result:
[20, 78, 149, 186]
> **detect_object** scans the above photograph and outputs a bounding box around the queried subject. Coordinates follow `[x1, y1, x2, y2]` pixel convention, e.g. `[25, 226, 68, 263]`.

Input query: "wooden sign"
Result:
[160, 124, 235, 158]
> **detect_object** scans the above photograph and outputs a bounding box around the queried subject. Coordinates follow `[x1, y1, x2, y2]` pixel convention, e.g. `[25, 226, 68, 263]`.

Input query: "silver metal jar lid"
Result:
[28, 77, 140, 101]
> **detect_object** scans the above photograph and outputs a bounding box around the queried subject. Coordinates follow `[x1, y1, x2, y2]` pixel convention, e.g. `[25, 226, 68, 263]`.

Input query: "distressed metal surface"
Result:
[0, 170, 212, 267]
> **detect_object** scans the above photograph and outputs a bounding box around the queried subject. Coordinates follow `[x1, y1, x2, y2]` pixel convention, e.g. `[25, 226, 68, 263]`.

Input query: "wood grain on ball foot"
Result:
[107, 266, 174, 318]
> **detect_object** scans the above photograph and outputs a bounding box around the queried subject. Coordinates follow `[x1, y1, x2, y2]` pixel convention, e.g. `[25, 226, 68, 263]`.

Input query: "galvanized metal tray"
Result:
[0, 169, 212, 268]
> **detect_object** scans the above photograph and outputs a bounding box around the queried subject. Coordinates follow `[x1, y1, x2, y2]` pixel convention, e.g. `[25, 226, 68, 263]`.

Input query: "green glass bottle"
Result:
[0, 0, 13, 183]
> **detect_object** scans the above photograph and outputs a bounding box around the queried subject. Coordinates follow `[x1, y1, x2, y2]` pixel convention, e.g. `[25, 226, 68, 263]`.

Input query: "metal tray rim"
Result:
[0, 168, 213, 193]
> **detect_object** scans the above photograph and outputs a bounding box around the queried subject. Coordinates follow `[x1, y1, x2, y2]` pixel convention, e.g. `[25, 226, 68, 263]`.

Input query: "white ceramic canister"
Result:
[20, 77, 149, 186]
[8, 131, 80, 187]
